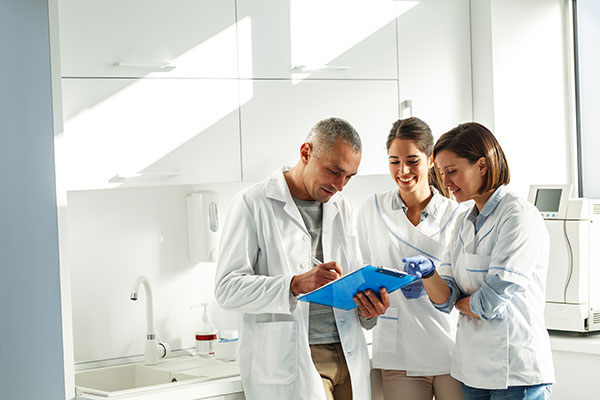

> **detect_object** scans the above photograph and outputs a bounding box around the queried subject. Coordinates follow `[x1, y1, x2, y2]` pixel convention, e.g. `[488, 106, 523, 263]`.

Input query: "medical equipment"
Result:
[528, 184, 600, 333]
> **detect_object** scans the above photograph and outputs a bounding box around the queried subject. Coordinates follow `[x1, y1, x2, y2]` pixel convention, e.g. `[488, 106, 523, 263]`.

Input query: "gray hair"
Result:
[305, 117, 361, 157]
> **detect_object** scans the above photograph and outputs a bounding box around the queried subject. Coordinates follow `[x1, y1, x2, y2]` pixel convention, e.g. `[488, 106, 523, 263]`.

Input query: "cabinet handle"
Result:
[111, 62, 176, 72]
[108, 172, 179, 183]
[400, 99, 413, 118]
[291, 65, 353, 72]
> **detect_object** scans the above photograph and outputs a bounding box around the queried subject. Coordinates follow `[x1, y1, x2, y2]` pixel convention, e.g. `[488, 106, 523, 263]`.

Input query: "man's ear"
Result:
[478, 157, 488, 176]
[300, 142, 312, 164]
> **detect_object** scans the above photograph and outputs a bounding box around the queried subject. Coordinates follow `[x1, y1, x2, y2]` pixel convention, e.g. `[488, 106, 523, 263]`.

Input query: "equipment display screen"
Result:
[534, 188, 562, 212]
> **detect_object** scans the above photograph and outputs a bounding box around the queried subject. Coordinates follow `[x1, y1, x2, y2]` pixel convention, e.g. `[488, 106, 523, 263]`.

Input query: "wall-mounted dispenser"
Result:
[186, 191, 219, 262]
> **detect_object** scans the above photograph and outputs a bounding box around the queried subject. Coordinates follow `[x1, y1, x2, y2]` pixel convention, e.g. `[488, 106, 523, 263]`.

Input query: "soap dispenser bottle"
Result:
[195, 303, 218, 357]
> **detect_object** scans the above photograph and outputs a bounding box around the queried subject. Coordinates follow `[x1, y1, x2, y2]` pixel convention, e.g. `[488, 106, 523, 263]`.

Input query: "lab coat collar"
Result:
[265, 167, 341, 234]
[391, 186, 442, 219]
[480, 185, 507, 217]
[467, 185, 507, 221]
[265, 166, 293, 202]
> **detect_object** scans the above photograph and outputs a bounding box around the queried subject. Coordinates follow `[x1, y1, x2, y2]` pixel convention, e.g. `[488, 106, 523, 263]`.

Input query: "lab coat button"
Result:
[303, 236, 309, 241]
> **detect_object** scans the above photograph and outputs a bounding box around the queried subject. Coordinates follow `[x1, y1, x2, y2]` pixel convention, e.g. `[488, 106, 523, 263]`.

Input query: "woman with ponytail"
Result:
[356, 117, 466, 400]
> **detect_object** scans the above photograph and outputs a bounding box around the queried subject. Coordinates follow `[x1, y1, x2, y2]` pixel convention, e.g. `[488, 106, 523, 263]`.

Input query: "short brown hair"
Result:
[433, 122, 510, 194]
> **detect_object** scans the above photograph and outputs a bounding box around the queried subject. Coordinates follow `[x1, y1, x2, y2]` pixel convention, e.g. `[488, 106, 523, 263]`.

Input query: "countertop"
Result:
[548, 330, 600, 355]
[74, 333, 600, 399]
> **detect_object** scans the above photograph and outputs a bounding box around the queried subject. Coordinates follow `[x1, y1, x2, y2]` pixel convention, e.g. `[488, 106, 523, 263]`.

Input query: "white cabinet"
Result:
[239, 80, 398, 181]
[58, 0, 238, 78]
[59, 79, 241, 190]
[236, 0, 404, 80]
[56, 0, 473, 190]
[396, 0, 473, 136]
[237, 0, 472, 182]
[549, 333, 600, 399]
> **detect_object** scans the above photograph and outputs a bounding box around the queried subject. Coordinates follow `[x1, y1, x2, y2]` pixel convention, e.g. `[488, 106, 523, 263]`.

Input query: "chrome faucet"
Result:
[130, 275, 170, 365]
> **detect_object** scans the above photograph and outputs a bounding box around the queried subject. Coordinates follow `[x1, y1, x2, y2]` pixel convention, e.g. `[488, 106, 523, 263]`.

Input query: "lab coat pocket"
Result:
[375, 307, 398, 354]
[457, 253, 491, 294]
[251, 321, 299, 385]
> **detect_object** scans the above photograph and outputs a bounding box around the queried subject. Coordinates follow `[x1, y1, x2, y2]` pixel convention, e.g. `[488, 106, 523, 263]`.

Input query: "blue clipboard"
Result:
[298, 265, 418, 310]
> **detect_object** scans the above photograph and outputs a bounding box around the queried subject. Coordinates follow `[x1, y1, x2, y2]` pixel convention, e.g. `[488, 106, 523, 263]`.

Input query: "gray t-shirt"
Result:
[293, 197, 340, 344]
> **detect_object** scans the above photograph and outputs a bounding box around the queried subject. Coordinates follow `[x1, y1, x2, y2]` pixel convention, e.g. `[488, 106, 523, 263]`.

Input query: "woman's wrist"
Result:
[421, 261, 436, 279]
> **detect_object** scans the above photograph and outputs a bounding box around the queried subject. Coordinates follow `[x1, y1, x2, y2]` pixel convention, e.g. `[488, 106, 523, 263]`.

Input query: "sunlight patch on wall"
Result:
[289, 0, 419, 83]
[237, 17, 254, 80]
[148, 17, 240, 78]
[55, 19, 253, 192]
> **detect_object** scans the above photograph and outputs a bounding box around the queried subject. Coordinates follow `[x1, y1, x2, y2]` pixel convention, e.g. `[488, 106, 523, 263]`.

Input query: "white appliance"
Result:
[528, 184, 600, 333]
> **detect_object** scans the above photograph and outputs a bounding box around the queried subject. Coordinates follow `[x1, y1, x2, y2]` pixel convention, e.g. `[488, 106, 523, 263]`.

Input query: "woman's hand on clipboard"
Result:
[353, 287, 390, 319]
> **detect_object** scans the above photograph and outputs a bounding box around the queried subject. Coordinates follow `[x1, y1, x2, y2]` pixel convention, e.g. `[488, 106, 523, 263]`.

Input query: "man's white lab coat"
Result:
[215, 167, 371, 400]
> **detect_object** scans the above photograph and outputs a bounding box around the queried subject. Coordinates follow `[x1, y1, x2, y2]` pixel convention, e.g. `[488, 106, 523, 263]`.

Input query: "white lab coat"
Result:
[357, 190, 464, 375]
[438, 186, 555, 389]
[215, 167, 371, 400]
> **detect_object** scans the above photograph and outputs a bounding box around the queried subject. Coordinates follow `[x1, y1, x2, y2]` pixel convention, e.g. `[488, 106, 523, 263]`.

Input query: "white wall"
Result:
[0, 0, 67, 398]
[67, 185, 234, 363]
[471, 0, 575, 197]
[577, 0, 600, 198]
[67, 175, 394, 364]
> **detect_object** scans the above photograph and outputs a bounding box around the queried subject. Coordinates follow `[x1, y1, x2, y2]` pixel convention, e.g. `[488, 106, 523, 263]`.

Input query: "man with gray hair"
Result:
[215, 117, 389, 400]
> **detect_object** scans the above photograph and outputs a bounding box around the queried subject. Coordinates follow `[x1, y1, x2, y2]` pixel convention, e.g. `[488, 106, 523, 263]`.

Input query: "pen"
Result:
[311, 256, 342, 278]
[311, 256, 323, 267]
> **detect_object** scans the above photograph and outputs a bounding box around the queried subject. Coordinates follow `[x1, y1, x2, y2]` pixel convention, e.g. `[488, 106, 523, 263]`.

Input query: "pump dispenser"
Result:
[193, 303, 218, 357]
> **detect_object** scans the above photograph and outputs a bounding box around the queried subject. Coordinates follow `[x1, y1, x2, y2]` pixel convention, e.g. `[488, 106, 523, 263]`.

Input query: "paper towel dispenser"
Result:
[186, 191, 219, 262]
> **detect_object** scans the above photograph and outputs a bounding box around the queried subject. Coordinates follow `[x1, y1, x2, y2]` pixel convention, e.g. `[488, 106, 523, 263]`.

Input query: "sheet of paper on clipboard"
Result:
[298, 265, 418, 310]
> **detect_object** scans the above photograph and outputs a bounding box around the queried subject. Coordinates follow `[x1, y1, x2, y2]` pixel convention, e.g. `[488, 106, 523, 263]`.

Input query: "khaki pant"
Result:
[310, 343, 353, 400]
[381, 369, 463, 400]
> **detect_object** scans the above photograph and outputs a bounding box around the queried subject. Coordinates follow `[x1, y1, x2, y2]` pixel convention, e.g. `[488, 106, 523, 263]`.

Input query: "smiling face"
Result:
[301, 138, 361, 203]
[388, 138, 433, 195]
[435, 149, 488, 204]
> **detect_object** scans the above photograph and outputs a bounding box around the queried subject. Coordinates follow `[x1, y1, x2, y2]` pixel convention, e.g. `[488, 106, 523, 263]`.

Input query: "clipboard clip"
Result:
[375, 268, 405, 278]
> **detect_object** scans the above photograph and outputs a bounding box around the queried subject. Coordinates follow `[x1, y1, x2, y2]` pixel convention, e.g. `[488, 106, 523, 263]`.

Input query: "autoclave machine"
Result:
[529, 184, 600, 333]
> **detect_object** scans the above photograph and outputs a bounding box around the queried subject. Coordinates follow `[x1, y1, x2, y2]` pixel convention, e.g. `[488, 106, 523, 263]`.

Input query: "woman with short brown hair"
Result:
[403, 122, 554, 399]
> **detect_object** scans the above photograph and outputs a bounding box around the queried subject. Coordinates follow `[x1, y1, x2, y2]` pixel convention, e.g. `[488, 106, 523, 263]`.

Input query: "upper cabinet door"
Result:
[58, 0, 238, 78]
[236, 0, 407, 80]
[240, 80, 398, 181]
[396, 0, 473, 137]
[58, 79, 241, 191]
